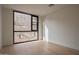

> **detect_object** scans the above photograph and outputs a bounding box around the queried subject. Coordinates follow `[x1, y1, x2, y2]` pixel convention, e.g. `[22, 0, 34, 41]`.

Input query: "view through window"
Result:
[13, 11, 38, 43]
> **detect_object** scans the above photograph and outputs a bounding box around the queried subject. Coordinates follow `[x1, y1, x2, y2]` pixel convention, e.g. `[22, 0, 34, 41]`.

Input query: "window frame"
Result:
[13, 10, 39, 44]
[31, 15, 39, 31]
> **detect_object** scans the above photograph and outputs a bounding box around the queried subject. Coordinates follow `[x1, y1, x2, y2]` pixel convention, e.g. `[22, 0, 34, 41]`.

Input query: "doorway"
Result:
[13, 10, 39, 44]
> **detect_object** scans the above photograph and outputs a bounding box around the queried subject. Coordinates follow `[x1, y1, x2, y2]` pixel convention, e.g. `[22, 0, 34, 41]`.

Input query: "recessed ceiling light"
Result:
[48, 4, 55, 7]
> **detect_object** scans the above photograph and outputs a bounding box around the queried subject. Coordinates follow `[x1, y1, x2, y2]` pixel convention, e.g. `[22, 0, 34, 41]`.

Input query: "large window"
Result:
[13, 11, 39, 43]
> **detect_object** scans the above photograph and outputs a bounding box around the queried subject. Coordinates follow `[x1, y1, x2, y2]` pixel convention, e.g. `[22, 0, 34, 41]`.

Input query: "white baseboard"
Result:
[48, 40, 79, 51]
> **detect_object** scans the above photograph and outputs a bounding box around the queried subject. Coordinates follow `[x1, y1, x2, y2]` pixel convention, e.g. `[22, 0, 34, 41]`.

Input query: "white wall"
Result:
[2, 7, 13, 46]
[0, 5, 2, 49]
[44, 5, 79, 50]
[39, 16, 45, 40]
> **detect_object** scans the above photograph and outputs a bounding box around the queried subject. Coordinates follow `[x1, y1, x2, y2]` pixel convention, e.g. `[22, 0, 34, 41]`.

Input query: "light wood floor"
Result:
[0, 40, 79, 55]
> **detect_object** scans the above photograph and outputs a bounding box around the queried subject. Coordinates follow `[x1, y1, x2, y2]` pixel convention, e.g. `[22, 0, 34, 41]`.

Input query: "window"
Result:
[32, 16, 38, 31]
[14, 12, 31, 31]
[13, 10, 39, 43]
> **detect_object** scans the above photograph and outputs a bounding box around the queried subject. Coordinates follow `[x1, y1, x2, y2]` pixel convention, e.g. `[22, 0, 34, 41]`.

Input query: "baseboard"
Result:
[48, 40, 79, 51]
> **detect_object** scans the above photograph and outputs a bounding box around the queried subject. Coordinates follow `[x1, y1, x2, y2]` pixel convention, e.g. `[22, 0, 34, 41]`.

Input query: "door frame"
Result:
[13, 10, 39, 44]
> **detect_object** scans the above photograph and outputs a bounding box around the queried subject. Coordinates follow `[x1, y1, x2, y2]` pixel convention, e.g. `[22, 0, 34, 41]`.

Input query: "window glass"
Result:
[14, 12, 31, 31]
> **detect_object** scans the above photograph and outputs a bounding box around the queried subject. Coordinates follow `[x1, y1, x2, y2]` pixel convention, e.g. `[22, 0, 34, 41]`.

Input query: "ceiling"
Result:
[3, 4, 68, 16]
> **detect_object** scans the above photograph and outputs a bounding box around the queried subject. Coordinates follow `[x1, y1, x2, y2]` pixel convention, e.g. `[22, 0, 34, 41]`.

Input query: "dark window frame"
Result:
[13, 10, 39, 44]
[31, 15, 39, 31]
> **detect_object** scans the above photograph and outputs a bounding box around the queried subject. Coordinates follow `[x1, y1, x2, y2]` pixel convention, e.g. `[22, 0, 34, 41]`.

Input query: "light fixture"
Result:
[48, 4, 55, 7]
